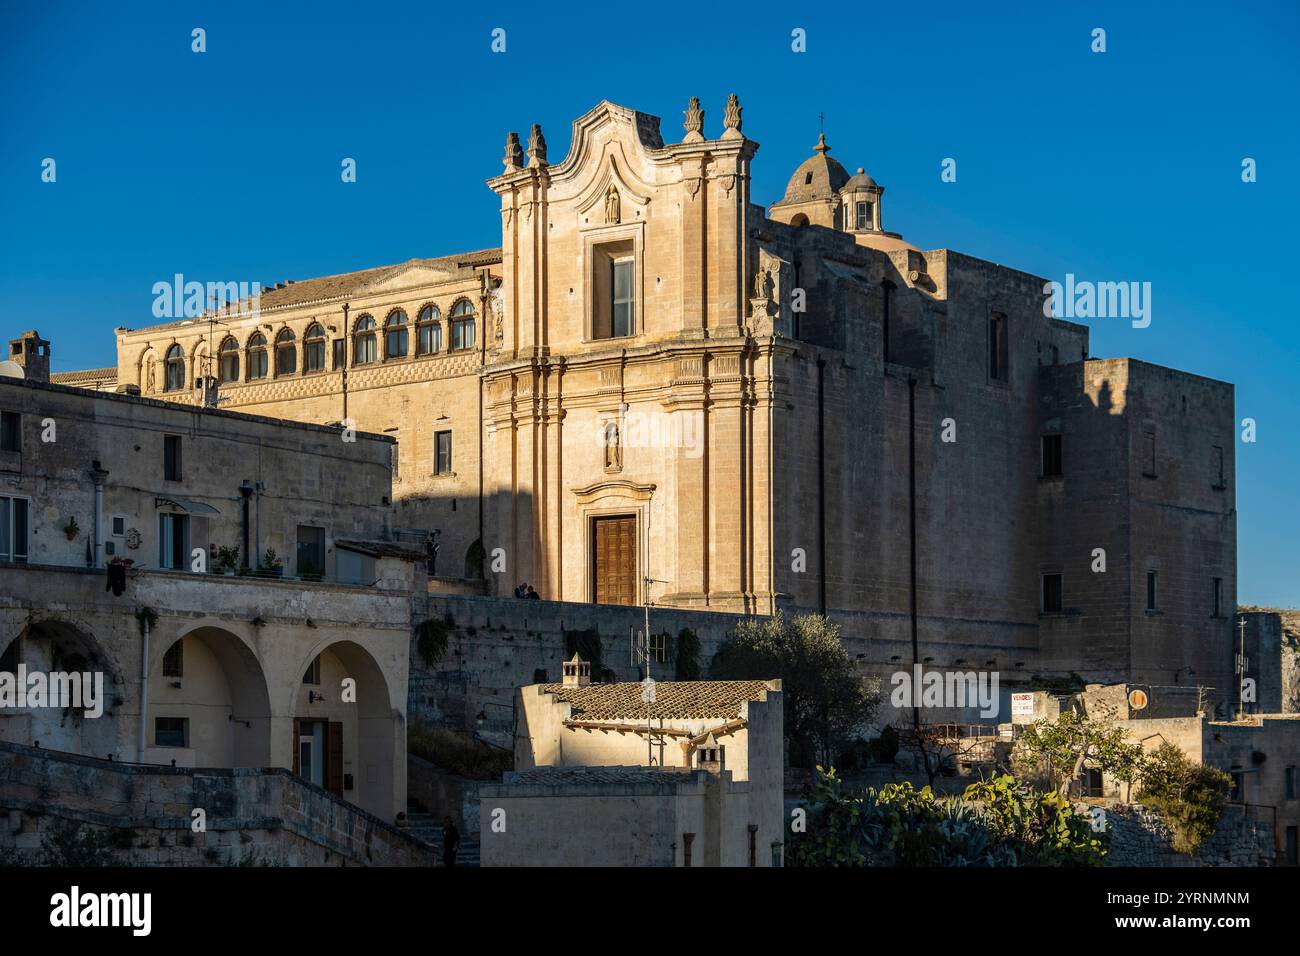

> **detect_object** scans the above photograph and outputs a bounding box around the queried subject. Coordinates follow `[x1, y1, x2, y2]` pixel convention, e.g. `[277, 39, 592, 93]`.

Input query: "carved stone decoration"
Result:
[145, 360, 156, 393]
[753, 267, 772, 301]
[526, 124, 548, 167]
[490, 286, 504, 347]
[503, 131, 523, 173]
[604, 184, 621, 224]
[683, 96, 704, 143]
[722, 93, 743, 139]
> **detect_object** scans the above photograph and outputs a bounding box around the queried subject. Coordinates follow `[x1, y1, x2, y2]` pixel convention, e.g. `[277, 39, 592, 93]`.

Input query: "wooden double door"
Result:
[591, 515, 637, 606]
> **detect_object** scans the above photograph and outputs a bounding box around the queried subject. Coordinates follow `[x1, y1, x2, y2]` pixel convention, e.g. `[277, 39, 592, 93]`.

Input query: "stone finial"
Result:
[527, 124, 548, 168]
[682, 96, 705, 143]
[814, 132, 831, 154]
[503, 131, 523, 173]
[721, 93, 743, 139]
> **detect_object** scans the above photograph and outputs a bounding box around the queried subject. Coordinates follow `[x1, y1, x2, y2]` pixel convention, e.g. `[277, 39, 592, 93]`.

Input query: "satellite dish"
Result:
[0, 360, 24, 379]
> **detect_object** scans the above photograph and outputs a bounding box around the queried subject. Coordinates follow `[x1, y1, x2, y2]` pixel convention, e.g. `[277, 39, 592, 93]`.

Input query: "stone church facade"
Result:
[102, 96, 1237, 699]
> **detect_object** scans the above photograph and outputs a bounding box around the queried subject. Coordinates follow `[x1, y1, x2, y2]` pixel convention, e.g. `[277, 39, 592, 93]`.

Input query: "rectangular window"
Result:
[332, 339, 346, 370]
[1042, 573, 1063, 613]
[1212, 444, 1225, 488]
[592, 241, 635, 340]
[0, 411, 20, 453]
[163, 435, 182, 481]
[882, 281, 893, 364]
[682, 832, 694, 868]
[1212, 577, 1223, 618]
[1142, 431, 1157, 477]
[1285, 766, 1296, 801]
[154, 717, 188, 748]
[855, 201, 872, 230]
[162, 640, 184, 678]
[988, 312, 1008, 382]
[1146, 570, 1158, 612]
[1041, 434, 1063, 477]
[158, 513, 189, 570]
[303, 655, 321, 686]
[0, 496, 30, 563]
[434, 430, 452, 476]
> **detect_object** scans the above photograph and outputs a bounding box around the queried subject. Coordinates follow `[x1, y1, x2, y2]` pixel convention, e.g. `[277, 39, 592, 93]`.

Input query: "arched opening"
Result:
[147, 625, 272, 767]
[449, 299, 476, 351]
[164, 344, 185, 391]
[246, 332, 268, 380]
[303, 323, 326, 373]
[292, 640, 399, 819]
[384, 310, 408, 360]
[218, 336, 240, 382]
[416, 304, 441, 355]
[0, 620, 123, 759]
[790, 213, 810, 228]
[274, 328, 297, 376]
[353, 316, 377, 365]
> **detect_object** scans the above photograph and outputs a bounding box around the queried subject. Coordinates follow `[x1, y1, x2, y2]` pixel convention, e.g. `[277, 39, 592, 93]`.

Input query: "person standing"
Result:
[442, 816, 460, 868]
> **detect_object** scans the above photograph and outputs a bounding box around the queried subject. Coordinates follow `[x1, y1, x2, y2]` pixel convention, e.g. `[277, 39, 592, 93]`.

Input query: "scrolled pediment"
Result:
[571, 478, 657, 505]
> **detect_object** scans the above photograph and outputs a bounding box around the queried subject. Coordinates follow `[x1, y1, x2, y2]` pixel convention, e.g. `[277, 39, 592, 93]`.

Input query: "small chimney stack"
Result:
[562, 654, 591, 687]
[9, 330, 51, 382]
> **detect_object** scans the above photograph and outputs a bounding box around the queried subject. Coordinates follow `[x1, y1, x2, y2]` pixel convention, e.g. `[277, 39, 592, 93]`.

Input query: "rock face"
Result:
[1097, 803, 1275, 867]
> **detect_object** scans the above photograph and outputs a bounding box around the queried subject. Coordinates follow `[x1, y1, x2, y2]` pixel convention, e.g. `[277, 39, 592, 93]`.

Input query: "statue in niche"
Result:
[753, 267, 772, 301]
[605, 184, 621, 224]
[145, 360, 156, 393]
[603, 420, 622, 472]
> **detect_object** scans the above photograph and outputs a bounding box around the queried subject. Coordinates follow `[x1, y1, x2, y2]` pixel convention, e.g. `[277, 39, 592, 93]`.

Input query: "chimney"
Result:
[9, 330, 51, 382]
[562, 654, 591, 687]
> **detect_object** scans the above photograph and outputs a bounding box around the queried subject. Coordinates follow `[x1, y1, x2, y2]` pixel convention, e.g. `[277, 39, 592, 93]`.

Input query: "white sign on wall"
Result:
[1011, 693, 1035, 721]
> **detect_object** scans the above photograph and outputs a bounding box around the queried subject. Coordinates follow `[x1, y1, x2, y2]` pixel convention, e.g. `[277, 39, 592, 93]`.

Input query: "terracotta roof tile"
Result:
[539, 679, 773, 721]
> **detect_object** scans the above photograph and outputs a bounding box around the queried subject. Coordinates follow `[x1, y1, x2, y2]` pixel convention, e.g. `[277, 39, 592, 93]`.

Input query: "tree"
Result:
[1136, 742, 1232, 853]
[711, 613, 879, 767]
[1013, 707, 1145, 798]
[895, 721, 992, 788]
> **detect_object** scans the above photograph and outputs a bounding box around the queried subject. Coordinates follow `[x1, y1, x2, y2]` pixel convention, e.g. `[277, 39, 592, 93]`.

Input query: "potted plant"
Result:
[258, 548, 284, 578]
[63, 517, 80, 540]
[216, 546, 239, 576]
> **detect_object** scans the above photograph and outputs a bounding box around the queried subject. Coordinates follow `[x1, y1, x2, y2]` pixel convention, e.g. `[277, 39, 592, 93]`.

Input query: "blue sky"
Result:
[1, 1, 1296, 605]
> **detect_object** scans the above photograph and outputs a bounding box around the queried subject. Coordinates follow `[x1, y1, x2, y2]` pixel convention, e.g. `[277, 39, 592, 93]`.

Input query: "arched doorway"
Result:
[146, 625, 272, 767]
[0, 619, 123, 759]
[292, 640, 400, 819]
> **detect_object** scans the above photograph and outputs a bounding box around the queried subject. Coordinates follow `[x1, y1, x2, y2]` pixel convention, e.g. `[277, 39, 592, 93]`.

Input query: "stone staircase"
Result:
[404, 812, 480, 867]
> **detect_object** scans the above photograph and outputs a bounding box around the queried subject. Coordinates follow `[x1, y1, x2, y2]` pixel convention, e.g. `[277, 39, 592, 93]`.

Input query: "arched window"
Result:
[275, 328, 297, 376]
[417, 305, 441, 355]
[304, 323, 326, 373]
[384, 310, 408, 359]
[450, 300, 476, 351]
[247, 332, 268, 380]
[164, 344, 185, 392]
[353, 316, 376, 365]
[218, 337, 240, 383]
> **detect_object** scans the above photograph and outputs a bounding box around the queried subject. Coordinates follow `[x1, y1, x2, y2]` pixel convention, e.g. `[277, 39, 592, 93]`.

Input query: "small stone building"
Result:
[479, 656, 782, 866]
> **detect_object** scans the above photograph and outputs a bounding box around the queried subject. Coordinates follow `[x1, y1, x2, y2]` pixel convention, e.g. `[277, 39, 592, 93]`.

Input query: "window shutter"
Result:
[326, 722, 344, 796]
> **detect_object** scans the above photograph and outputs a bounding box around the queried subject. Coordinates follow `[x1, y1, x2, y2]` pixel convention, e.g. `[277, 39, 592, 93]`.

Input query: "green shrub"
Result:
[414, 618, 451, 668]
[1137, 742, 1232, 853]
[407, 724, 512, 780]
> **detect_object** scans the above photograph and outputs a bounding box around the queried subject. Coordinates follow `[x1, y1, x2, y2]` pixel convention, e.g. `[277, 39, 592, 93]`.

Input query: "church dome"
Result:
[779, 134, 849, 204]
[843, 167, 878, 191]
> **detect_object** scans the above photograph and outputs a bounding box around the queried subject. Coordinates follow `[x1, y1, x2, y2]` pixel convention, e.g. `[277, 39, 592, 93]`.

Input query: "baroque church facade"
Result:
[102, 96, 1237, 698]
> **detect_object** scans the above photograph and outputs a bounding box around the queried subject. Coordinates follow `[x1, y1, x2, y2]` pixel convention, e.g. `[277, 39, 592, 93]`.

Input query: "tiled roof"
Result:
[50, 367, 118, 385]
[539, 679, 774, 721]
[335, 538, 427, 561]
[503, 766, 697, 787]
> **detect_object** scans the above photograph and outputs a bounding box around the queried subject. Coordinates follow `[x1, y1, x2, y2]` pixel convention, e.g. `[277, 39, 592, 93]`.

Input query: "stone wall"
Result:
[0, 741, 433, 866]
[409, 592, 750, 736]
[1101, 803, 1275, 867]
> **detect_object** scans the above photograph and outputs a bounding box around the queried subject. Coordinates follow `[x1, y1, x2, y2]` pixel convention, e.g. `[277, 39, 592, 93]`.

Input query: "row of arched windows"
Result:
[159, 301, 478, 390]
